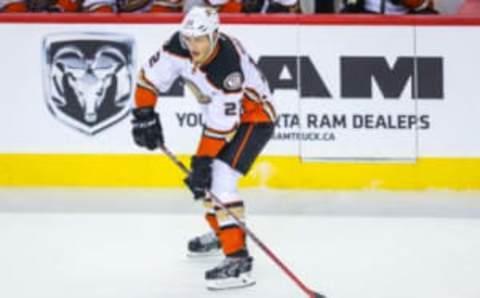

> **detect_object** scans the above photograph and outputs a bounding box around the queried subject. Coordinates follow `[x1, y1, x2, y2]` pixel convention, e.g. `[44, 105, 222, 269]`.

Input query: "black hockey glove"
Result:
[131, 107, 164, 150]
[184, 156, 213, 200]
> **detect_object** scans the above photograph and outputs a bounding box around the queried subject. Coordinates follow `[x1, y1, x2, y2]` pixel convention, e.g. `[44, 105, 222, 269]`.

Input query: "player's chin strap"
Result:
[159, 144, 326, 298]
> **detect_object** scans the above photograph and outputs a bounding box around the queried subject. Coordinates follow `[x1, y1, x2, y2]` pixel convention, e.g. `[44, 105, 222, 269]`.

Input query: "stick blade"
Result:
[311, 292, 327, 298]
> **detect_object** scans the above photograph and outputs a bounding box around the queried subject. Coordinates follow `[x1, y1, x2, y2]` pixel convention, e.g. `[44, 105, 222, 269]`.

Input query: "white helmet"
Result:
[180, 6, 220, 49]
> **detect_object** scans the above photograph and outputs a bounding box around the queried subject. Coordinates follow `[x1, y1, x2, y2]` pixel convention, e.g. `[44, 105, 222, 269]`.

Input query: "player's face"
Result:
[183, 35, 212, 64]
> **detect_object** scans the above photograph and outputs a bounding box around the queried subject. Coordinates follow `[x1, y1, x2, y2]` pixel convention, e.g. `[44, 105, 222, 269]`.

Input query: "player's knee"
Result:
[210, 159, 242, 202]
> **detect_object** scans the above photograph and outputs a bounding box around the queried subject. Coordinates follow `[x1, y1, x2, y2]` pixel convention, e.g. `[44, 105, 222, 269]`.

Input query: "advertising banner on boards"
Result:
[0, 23, 478, 161]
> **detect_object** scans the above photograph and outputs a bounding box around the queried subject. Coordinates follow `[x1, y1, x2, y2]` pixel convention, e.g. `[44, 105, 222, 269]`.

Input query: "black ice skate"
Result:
[205, 256, 255, 290]
[187, 232, 222, 258]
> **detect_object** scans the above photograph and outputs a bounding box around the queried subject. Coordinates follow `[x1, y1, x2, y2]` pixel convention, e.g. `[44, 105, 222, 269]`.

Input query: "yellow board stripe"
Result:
[0, 154, 187, 187]
[0, 154, 479, 190]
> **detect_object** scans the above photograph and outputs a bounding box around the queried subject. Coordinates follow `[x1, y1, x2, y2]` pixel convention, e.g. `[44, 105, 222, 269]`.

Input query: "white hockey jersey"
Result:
[136, 31, 276, 138]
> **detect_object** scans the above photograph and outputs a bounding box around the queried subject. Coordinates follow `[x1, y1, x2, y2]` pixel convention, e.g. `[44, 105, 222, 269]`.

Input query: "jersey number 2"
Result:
[224, 102, 237, 116]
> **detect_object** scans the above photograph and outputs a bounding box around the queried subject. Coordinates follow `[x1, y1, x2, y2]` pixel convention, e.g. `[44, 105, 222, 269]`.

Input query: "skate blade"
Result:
[187, 249, 223, 259]
[206, 273, 256, 291]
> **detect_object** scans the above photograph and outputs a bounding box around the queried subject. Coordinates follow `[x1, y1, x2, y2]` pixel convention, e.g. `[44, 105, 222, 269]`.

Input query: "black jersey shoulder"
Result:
[201, 34, 244, 94]
[163, 31, 191, 59]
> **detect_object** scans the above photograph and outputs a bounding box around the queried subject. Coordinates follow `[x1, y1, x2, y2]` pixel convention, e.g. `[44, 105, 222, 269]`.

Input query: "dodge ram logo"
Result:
[42, 32, 135, 135]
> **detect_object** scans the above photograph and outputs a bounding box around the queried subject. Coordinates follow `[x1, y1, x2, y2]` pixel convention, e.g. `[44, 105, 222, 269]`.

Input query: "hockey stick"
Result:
[159, 145, 326, 298]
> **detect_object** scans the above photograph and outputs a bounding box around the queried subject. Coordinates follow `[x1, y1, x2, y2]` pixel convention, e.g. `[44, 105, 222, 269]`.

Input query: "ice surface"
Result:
[0, 188, 479, 298]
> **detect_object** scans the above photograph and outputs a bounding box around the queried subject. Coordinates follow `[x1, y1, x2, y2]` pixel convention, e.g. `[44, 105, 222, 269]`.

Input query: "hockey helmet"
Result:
[180, 6, 220, 51]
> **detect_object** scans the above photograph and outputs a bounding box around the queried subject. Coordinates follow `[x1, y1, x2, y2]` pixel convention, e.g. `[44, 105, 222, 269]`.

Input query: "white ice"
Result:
[0, 188, 480, 298]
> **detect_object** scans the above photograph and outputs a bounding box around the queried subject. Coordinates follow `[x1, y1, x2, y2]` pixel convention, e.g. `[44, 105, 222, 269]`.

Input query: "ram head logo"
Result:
[43, 33, 135, 135]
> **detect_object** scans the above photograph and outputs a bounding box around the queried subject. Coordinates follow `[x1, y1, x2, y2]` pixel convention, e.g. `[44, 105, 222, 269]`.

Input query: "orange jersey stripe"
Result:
[205, 213, 220, 234]
[241, 96, 275, 123]
[135, 85, 158, 108]
[196, 135, 226, 157]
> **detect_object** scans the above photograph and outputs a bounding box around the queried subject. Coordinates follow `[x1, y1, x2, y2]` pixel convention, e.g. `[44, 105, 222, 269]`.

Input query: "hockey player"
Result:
[131, 7, 276, 290]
